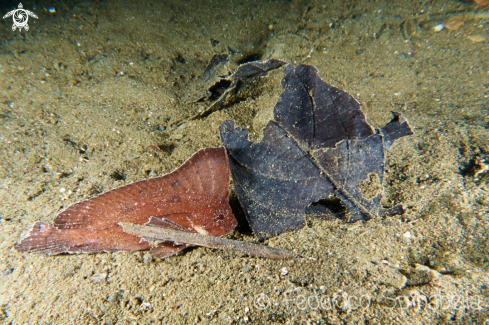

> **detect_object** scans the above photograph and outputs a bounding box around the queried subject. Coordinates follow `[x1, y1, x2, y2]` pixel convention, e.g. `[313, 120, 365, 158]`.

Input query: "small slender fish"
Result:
[120, 220, 295, 260]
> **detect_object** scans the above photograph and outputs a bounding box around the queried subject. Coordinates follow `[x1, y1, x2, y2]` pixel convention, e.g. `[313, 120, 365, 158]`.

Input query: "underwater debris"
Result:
[16, 148, 238, 259]
[220, 64, 413, 240]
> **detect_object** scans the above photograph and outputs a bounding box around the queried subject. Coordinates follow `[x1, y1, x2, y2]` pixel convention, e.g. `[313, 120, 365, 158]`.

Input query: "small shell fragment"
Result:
[89, 272, 107, 283]
[467, 34, 487, 43]
[474, 0, 489, 6]
[443, 17, 464, 31]
[280, 267, 288, 276]
[432, 24, 444, 32]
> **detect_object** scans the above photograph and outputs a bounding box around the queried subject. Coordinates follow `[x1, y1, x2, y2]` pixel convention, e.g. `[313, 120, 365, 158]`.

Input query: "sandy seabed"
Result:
[0, 0, 488, 323]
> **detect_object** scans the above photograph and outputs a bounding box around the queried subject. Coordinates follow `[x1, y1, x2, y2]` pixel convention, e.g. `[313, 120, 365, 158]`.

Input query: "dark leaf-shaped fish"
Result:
[15, 148, 237, 259]
[220, 64, 413, 240]
[186, 54, 234, 104]
[176, 56, 286, 126]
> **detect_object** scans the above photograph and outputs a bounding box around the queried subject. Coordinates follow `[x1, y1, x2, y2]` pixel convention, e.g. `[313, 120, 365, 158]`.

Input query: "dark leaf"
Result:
[220, 64, 413, 240]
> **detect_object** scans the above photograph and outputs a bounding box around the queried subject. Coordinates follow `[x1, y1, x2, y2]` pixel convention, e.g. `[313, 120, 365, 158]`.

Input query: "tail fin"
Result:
[15, 222, 70, 255]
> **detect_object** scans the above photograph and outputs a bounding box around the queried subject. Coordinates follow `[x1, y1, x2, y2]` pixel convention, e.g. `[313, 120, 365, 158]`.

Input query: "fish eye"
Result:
[214, 210, 227, 220]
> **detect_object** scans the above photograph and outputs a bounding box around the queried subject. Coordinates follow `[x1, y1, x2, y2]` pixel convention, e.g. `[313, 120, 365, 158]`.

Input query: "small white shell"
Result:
[432, 24, 444, 32]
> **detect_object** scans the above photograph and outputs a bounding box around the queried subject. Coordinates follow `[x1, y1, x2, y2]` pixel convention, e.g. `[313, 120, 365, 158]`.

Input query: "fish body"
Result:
[15, 147, 237, 258]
